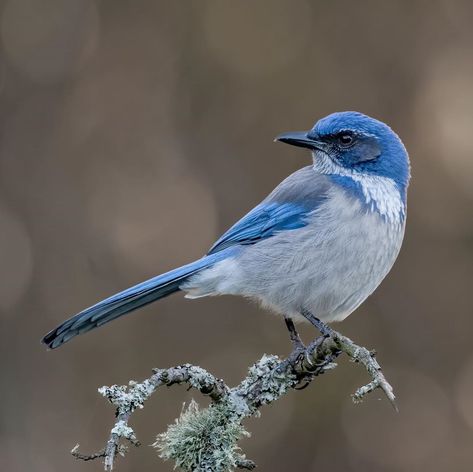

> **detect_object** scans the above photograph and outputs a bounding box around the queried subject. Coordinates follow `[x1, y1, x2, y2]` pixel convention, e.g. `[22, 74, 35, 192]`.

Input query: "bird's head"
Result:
[276, 111, 410, 194]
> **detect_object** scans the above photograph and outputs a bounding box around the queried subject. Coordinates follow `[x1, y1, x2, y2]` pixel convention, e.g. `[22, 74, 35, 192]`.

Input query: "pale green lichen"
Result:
[236, 354, 297, 412]
[154, 400, 250, 472]
[99, 379, 155, 414]
[186, 365, 220, 392]
[111, 420, 137, 442]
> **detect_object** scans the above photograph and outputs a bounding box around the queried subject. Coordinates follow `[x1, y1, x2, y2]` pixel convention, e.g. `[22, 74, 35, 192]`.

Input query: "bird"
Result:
[42, 111, 410, 350]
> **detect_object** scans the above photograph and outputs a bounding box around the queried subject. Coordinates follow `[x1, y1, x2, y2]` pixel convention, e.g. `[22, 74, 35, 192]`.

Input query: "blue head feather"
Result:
[310, 111, 410, 198]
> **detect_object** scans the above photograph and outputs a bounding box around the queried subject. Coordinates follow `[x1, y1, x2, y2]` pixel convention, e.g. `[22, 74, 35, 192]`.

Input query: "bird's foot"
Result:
[300, 309, 333, 338]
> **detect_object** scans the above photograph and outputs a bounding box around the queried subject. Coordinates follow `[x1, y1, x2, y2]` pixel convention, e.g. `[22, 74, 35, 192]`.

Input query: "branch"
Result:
[72, 328, 396, 471]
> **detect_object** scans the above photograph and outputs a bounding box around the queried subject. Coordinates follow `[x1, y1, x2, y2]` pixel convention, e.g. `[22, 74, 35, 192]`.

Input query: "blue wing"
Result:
[208, 202, 310, 254]
[208, 167, 331, 255]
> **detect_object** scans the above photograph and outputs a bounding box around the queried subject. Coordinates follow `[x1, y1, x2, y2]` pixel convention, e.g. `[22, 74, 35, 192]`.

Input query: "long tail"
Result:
[42, 251, 231, 349]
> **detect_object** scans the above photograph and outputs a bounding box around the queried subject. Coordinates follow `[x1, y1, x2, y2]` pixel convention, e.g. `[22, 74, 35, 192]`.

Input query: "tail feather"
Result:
[42, 251, 231, 349]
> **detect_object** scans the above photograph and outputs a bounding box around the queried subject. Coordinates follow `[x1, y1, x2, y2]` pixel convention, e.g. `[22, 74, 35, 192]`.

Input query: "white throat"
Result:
[312, 151, 405, 224]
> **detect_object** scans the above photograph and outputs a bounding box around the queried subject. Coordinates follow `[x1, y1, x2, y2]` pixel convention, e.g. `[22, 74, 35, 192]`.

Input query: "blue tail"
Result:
[42, 251, 230, 349]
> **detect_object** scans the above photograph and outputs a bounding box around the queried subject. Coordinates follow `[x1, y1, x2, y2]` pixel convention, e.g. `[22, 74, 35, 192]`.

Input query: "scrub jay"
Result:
[43, 111, 410, 349]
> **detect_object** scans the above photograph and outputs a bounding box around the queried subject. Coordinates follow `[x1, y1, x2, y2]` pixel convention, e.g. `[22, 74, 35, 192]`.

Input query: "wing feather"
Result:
[208, 167, 331, 255]
[208, 202, 309, 254]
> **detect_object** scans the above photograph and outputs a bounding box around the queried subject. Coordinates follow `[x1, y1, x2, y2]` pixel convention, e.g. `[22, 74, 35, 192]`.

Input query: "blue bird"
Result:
[42, 111, 410, 349]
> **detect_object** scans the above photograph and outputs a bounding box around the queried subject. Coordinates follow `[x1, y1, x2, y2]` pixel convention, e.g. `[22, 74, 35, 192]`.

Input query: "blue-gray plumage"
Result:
[42, 111, 410, 349]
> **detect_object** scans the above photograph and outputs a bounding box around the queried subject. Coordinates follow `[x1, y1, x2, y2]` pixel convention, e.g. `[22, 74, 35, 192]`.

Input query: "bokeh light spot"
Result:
[341, 368, 452, 469]
[0, 202, 33, 312]
[416, 47, 473, 200]
[1, 0, 99, 83]
[455, 354, 473, 432]
[203, 0, 312, 78]
[85, 162, 218, 277]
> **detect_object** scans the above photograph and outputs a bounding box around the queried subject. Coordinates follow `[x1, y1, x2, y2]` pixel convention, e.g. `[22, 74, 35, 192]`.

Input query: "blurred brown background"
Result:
[1, 1, 472, 471]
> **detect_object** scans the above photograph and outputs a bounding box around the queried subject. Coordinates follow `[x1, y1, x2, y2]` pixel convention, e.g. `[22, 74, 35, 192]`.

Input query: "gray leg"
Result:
[284, 316, 305, 349]
[300, 309, 333, 337]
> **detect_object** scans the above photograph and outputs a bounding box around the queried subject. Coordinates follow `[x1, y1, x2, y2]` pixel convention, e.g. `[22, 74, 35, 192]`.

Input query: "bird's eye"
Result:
[338, 134, 354, 147]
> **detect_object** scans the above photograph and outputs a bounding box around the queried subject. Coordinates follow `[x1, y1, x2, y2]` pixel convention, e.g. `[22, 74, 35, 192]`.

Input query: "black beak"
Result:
[275, 131, 326, 152]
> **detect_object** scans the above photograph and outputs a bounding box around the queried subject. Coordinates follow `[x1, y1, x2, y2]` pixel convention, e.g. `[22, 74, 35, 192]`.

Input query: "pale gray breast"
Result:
[232, 186, 405, 322]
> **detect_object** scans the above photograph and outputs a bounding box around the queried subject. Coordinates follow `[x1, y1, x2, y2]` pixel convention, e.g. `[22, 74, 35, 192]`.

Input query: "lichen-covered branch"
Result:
[72, 328, 396, 471]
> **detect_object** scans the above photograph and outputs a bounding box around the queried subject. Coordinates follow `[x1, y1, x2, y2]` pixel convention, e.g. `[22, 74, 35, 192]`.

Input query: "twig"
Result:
[71, 328, 396, 471]
[332, 332, 397, 409]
